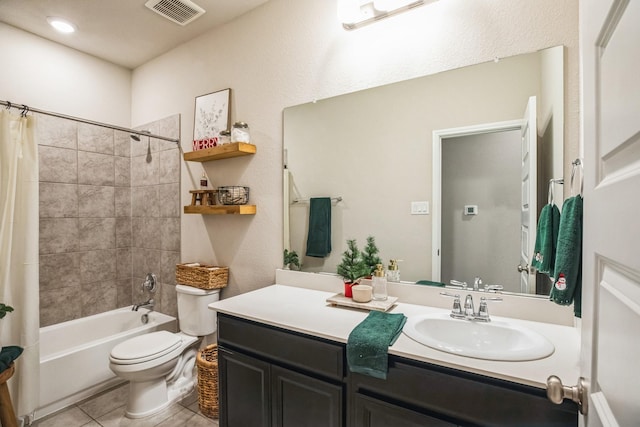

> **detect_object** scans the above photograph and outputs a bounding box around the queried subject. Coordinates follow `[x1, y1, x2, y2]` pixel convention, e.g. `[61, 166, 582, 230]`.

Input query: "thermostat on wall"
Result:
[464, 205, 478, 215]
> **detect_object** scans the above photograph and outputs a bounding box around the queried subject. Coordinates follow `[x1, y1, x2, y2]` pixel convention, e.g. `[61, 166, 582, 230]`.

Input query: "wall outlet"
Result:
[411, 201, 429, 215]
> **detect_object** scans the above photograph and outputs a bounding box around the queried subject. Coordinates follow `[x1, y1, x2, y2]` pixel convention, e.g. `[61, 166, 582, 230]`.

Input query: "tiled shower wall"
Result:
[38, 114, 181, 327]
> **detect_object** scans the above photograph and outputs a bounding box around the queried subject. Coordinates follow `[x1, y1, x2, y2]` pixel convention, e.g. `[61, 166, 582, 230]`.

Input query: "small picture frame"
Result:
[193, 88, 231, 150]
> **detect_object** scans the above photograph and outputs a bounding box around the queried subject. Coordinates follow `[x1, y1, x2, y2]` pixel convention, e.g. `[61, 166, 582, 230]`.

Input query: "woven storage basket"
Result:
[196, 344, 219, 418]
[175, 263, 228, 290]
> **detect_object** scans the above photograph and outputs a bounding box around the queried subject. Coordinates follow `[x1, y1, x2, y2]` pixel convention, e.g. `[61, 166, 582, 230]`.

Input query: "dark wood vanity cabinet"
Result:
[218, 314, 345, 427]
[217, 314, 577, 427]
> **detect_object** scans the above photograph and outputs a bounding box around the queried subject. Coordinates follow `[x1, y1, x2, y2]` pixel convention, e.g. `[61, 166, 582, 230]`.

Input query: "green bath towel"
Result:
[550, 195, 583, 318]
[0, 346, 23, 373]
[305, 197, 332, 258]
[531, 203, 561, 276]
[347, 311, 407, 380]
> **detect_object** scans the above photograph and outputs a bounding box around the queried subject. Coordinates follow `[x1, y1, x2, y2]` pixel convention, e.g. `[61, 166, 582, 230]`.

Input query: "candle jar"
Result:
[231, 122, 251, 143]
[219, 130, 231, 145]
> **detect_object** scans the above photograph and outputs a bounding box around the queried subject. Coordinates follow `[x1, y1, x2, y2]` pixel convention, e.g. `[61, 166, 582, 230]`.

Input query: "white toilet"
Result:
[109, 285, 220, 418]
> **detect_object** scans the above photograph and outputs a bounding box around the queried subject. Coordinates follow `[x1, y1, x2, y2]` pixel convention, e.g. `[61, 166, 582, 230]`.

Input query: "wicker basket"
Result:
[217, 186, 250, 205]
[175, 263, 228, 290]
[196, 344, 219, 418]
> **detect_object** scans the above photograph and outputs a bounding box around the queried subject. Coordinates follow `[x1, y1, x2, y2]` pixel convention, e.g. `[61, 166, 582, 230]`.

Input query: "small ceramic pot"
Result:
[344, 281, 354, 298]
[351, 284, 372, 303]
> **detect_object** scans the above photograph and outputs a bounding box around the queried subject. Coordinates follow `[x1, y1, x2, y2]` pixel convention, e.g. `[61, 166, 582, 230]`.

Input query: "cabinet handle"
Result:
[546, 375, 588, 415]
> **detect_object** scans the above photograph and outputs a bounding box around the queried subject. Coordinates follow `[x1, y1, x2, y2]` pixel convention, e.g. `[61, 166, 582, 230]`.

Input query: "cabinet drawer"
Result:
[218, 314, 345, 381]
[350, 356, 577, 427]
[353, 393, 455, 427]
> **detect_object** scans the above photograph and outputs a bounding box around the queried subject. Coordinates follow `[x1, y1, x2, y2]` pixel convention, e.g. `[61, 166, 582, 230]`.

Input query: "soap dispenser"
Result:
[372, 264, 388, 301]
[386, 259, 401, 282]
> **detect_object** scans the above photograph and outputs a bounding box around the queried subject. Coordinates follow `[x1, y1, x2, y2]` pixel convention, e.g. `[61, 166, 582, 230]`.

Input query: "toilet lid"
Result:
[110, 331, 182, 364]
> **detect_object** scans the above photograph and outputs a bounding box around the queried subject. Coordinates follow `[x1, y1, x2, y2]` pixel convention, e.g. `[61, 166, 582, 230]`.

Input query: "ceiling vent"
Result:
[145, 0, 206, 26]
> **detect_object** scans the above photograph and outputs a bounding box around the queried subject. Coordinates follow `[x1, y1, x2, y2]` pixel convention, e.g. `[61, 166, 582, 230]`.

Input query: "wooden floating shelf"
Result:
[183, 142, 256, 162]
[184, 205, 257, 215]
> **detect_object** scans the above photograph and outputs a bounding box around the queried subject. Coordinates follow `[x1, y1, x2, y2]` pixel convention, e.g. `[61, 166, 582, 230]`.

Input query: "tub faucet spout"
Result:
[132, 298, 155, 311]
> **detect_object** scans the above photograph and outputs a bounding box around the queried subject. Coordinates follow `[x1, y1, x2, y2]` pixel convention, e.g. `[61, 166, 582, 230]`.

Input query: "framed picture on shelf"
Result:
[193, 88, 231, 150]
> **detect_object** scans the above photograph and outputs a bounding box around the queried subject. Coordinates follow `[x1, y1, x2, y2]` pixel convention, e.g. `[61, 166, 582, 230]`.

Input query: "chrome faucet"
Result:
[441, 293, 501, 322]
[132, 298, 155, 311]
[473, 276, 482, 291]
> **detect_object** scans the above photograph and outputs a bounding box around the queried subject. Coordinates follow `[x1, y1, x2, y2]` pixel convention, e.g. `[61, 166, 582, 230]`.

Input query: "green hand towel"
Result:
[305, 197, 332, 258]
[347, 311, 407, 380]
[415, 280, 446, 287]
[0, 346, 23, 373]
[531, 203, 561, 275]
[550, 195, 583, 318]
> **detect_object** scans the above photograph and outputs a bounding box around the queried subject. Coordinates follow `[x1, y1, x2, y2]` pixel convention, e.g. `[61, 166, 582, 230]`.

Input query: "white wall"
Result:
[130, 0, 579, 297]
[0, 23, 131, 126]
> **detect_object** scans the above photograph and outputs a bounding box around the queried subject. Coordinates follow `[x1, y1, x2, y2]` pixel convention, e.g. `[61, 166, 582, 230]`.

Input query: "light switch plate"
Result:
[411, 201, 429, 215]
[464, 205, 478, 215]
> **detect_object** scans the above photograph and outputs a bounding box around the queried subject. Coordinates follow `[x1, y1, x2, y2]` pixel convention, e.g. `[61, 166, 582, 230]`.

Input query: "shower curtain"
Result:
[0, 109, 40, 419]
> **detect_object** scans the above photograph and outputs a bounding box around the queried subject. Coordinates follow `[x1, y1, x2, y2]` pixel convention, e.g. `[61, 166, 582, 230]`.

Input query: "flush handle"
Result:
[546, 375, 588, 415]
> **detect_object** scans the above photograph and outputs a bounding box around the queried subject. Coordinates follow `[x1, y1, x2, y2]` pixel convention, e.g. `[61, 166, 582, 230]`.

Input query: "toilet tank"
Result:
[176, 285, 220, 336]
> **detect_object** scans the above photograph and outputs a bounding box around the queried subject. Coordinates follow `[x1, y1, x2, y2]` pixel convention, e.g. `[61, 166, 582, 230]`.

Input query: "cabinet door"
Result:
[219, 346, 271, 427]
[272, 365, 343, 427]
[353, 393, 456, 427]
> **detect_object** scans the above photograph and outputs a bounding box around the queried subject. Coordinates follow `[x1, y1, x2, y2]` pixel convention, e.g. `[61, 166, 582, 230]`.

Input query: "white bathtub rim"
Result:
[40, 307, 176, 362]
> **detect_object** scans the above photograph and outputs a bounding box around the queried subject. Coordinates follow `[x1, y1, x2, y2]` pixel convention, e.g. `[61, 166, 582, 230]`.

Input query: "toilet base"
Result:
[124, 374, 196, 419]
[126, 379, 170, 419]
[122, 347, 199, 419]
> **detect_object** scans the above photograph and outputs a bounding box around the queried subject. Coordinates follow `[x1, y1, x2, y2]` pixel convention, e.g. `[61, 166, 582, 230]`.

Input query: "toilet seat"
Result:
[110, 331, 182, 365]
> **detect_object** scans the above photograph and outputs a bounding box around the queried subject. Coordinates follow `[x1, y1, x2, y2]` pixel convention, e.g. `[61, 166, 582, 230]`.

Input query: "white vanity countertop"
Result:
[209, 284, 580, 389]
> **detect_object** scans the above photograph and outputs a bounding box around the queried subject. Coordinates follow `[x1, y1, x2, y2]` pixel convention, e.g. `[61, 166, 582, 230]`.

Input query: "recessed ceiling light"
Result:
[47, 17, 77, 34]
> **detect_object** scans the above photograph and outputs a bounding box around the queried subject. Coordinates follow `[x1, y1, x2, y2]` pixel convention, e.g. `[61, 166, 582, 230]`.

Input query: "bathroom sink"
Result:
[403, 313, 554, 361]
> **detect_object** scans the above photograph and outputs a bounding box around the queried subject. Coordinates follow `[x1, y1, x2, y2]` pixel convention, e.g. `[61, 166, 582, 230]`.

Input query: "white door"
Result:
[580, 0, 640, 425]
[519, 96, 537, 294]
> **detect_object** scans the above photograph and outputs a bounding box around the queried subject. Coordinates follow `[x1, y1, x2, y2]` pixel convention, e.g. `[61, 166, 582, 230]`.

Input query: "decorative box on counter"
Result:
[176, 263, 229, 290]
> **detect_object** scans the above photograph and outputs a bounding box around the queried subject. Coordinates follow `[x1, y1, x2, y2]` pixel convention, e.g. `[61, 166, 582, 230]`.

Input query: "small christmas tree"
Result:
[283, 249, 301, 270]
[336, 239, 369, 283]
[361, 235, 382, 276]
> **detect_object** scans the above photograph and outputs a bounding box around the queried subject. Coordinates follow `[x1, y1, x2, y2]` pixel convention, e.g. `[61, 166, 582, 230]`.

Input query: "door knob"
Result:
[546, 375, 588, 415]
[517, 263, 531, 273]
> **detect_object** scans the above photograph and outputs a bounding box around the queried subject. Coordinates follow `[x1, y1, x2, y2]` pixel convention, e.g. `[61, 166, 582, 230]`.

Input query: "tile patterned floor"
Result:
[32, 383, 218, 427]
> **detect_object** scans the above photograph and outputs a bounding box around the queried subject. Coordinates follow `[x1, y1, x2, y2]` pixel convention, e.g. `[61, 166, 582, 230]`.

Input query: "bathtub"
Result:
[36, 307, 176, 420]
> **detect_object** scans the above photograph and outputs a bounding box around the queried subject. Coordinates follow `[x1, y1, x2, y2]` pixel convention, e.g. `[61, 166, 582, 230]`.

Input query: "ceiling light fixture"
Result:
[46, 17, 77, 34]
[339, 0, 426, 30]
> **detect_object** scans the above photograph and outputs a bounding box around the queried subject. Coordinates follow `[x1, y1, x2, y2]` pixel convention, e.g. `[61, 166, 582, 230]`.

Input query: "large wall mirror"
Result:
[284, 46, 564, 297]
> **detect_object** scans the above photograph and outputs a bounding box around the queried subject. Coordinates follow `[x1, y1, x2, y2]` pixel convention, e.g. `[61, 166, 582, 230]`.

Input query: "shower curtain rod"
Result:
[1, 99, 180, 144]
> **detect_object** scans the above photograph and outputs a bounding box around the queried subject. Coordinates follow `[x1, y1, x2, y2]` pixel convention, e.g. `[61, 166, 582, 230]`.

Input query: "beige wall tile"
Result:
[39, 183, 78, 218]
[78, 185, 115, 218]
[39, 145, 77, 183]
[78, 151, 114, 186]
[78, 123, 114, 155]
